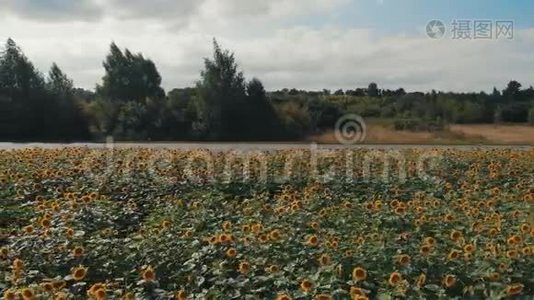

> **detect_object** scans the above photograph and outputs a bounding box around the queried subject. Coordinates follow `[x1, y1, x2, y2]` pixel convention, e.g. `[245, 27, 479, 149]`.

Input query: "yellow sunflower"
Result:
[443, 274, 456, 288]
[352, 267, 367, 281]
[416, 273, 426, 288]
[506, 283, 524, 296]
[388, 272, 402, 286]
[175, 290, 187, 300]
[141, 266, 156, 282]
[72, 265, 88, 281]
[72, 246, 84, 257]
[226, 247, 237, 258]
[238, 261, 250, 274]
[318, 253, 331, 266]
[276, 294, 292, 300]
[299, 279, 314, 293]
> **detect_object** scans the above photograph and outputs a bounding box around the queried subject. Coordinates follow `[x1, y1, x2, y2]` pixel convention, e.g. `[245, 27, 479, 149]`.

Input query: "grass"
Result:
[309, 121, 534, 145]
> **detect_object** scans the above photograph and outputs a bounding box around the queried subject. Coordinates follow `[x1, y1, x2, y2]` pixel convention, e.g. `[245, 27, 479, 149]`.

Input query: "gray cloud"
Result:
[0, 2, 532, 92]
[103, 0, 203, 20]
[0, 0, 102, 22]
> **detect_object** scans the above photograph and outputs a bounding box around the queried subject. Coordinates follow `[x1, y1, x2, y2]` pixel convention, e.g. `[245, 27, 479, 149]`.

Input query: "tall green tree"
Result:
[503, 80, 522, 100]
[93, 42, 165, 139]
[367, 82, 379, 97]
[197, 39, 247, 140]
[46, 63, 90, 140]
[0, 38, 46, 140]
[47, 63, 74, 96]
[97, 43, 164, 102]
[243, 78, 283, 139]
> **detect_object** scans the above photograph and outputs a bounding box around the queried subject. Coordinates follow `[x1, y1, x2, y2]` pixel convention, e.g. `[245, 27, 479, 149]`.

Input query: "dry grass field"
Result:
[310, 123, 534, 145]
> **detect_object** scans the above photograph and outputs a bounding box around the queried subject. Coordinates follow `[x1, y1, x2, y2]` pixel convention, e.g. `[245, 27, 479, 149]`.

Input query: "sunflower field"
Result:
[0, 147, 533, 300]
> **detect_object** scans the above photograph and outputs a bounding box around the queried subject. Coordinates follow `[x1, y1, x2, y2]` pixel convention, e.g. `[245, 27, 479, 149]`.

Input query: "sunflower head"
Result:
[41, 282, 54, 293]
[306, 235, 319, 246]
[241, 224, 251, 233]
[3, 290, 16, 300]
[23, 225, 34, 234]
[52, 280, 66, 290]
[238, 261, 250, 274]
[350, 287, 364, 296]
[95, 289, 106, 300]
[161, 220, 171, 229]
[267, 264, 280, 273]
[13, 258, 24, 270]
[318, 254, 331, 266]
[416, 273, 426, 288]
[397, 254, 410, 266]
[40, 218, 51, 228]
[222, 221, 232, 231]
[388, 272, 402, 286]
[226, 247, 237, 258]
[506, 283, 524, 296]
[443, 274, 456, 288]
[352, 267, 367, 281]
[423, 237, 436, 246]
[72, 265, 88, 281]
[20, 288, 34, 300]
[420, 244, 432, 256]
[218, 233, 232, 244]
[65, 228, 75, 238]
[463, 244, 475, 253]
[122, 292, 135, 300]
[175, 290, 187, 300]
[450, 230, 462, 241]
[300, 279, 314, 293]
[0, 247, 9, 258]
[72, 246, 84, 257]
[487, 272, 500, 281]
[276, 294, 292, 300]
[315, 294, 332, 300]
[142, 266, 156, 282]
[269, 229, 281, 241]
[447, 249, 461, 260]
[506, 249, 518, 258]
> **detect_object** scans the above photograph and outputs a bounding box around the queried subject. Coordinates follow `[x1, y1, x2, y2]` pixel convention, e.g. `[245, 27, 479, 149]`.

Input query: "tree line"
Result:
[1, 38, 533, 142]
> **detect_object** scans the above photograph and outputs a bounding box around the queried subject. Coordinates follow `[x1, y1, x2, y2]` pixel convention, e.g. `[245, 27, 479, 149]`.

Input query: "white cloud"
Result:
[0, 1, 532, 92]
[0, 0, 102, 21]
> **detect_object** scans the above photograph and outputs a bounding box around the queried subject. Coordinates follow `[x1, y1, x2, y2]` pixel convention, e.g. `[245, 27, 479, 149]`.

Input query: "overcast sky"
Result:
[1, 0, 533, 92]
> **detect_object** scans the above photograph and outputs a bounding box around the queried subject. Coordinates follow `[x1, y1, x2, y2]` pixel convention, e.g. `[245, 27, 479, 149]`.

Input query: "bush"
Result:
[528, 107, 534, 125]
[393, 118, 444, 132]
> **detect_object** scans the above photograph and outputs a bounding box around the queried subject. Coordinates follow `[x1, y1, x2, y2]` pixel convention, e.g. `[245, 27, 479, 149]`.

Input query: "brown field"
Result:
[310, 123, 534, 145]
[449, 124, 534, 144]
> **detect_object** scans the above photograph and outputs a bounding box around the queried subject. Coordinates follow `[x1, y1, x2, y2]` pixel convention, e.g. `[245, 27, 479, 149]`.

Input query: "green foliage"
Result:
[1, 38, 533, 142]
[528, 107, 534, 126]
[196, 40, 247, 140]
[0, 39, 89, 141]
[1, 148, 532, 298]
[47, 63, 73, 96]
[98, 43, 164, 102]
[393, 118, 444, 132]
[367, 82, 379, 97]
[274, 101, 312, 138]
[196, 40, 283, 141]
[90, 43, 166, 140]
